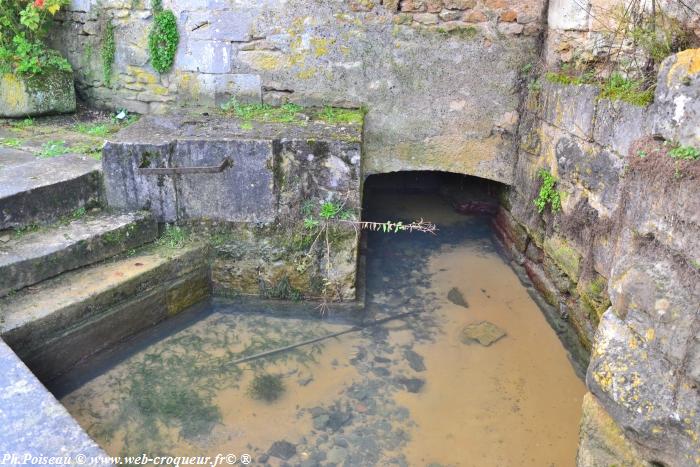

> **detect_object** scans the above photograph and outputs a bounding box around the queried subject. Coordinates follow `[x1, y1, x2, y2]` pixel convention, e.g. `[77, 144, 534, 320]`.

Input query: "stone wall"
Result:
[495, 49, 700, 466]
[545, 0, 700, 73]
[52, 0, 546, 184]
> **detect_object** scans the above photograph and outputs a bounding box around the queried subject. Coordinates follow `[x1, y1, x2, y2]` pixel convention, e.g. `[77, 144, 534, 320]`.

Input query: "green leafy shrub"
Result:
[668, 145, 700, 161]
[534, 169, 562, 214]
[148, 6, 178, 73]
[0, 0, 72, 75]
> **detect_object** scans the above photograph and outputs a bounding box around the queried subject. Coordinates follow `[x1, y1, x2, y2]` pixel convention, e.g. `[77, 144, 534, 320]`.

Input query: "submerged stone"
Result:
[268, 440, 297, 460]
[447, 287, 469, 308]
[460, 321, 507, 346]
[397, 377, 425, 393]
[404, 349, 426, 372]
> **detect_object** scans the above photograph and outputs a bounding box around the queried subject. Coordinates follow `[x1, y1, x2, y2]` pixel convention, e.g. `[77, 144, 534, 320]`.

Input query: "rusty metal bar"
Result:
[138, 157, 232, 175]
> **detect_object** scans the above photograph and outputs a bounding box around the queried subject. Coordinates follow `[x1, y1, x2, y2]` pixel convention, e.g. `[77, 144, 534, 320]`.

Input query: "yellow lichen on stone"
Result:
[127, 66, 159, 85]
[311, 37, 334, 57]
[0, 74, 30, 114]
[667, 48, 700, 86]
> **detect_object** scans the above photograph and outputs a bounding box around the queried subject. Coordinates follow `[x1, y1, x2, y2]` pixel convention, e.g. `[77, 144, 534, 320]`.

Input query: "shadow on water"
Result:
[54, 171, 586, 466]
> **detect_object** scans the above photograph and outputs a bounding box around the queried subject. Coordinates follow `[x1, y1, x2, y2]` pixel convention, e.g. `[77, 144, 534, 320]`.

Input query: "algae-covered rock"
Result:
[460, 321, 506, 346]
[576, 392, 649, 467]
[0, 70, 76, 117]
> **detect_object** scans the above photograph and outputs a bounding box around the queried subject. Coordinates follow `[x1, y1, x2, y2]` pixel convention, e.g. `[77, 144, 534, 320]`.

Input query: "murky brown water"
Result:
[58, 190, 585, 466]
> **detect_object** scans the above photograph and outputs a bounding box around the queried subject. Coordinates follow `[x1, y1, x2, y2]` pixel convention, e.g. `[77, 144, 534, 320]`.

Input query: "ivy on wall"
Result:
[148, 0, 179, 74]
[101, 21, 115, 86]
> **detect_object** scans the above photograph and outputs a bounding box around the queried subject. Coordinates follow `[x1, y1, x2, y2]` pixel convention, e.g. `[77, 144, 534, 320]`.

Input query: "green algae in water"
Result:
[64, 313, 333, 457]
[247, 373, 286, 402]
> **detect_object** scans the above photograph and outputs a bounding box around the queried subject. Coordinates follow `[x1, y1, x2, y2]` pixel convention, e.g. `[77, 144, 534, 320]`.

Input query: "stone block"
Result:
[594, 98, 650, 157]
[0, 70, 76, 118]
[184, 10, 254, 42]
[651, 48, 700, 148]
[176, 39, 231, 74]
[548, 0, 590, 31]
[540, 80, 599, 140]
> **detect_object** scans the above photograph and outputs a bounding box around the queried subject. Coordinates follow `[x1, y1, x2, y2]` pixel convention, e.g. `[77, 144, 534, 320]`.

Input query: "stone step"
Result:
[0, 243, 211, 382]
[0, 210, 157, 297]
[0, 151, 102, 230]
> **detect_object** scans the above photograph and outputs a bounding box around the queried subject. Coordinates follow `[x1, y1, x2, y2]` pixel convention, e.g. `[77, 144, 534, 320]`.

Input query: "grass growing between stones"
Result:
[38, 140, 69, 158]
[599, 73, 654, 107]
[0, 137, 22, 147]
[545, 71, 654, 106]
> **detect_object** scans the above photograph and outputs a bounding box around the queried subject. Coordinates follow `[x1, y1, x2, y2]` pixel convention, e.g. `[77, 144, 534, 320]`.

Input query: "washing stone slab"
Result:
[0, 210, 157, 297]
[0, 339, 108, 464]
[0, 243, 211, 381]
[0, 154, 101, 230]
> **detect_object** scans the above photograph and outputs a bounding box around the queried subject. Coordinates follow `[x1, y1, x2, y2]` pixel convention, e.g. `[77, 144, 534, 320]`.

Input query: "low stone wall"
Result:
[102, 112, 363, 301]
[496, 49, 700, 465]
[52, 0, 546, 184]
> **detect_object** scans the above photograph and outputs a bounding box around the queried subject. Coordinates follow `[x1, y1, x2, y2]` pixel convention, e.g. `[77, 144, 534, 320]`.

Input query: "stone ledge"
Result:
[0, 339, 108, 464]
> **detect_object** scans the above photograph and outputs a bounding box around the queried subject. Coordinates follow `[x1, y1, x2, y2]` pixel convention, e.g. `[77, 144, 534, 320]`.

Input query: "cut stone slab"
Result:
[0, 339, 107, 459]
[460, 321, 507, 346]
[447, 287, 469, 308]
[0, 70, 76, 118]
[0, 154, 101, 230]
[0, 243, 211, 381]
[0, 211, 157, 297]
[0, 147, 36, 170]
[102, 114, 362, 223]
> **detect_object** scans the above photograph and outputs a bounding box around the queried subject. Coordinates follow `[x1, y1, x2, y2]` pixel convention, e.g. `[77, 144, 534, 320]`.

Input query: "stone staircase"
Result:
[0, 147, 210, 381]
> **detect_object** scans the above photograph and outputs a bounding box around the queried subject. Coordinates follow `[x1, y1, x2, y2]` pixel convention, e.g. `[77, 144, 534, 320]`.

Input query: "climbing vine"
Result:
[101, 21, 115, 86]
[148, 0, 178, 73]
[534, 169, 562, 214]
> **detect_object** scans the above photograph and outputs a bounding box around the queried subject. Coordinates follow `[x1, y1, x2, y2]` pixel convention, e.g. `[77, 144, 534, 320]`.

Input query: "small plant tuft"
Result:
[38, 140, 69, 158]
[157, 224, 188, 248]
[247, 373, 285, 402]
[599, 73, 654, 107]
[534, 169, 562, 214]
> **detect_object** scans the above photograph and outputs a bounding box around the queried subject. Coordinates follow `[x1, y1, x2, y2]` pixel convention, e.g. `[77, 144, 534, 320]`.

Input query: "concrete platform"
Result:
[0, 153, 101, 230]
[0, 211, 157, 297]
[0, 243, 211, 381]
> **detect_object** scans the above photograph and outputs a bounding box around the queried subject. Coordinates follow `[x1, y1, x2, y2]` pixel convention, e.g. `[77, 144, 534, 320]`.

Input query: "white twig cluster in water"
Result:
[339, 218, 438, 234]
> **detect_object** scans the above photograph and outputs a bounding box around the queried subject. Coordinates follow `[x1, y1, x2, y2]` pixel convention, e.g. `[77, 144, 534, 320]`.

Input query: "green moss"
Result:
[314, 106, 365, 125]
[221, 99, 303, 123]
[436, 25, 479, 39]
[220, 98, 365, 127]
[544, 236, 581, 282]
